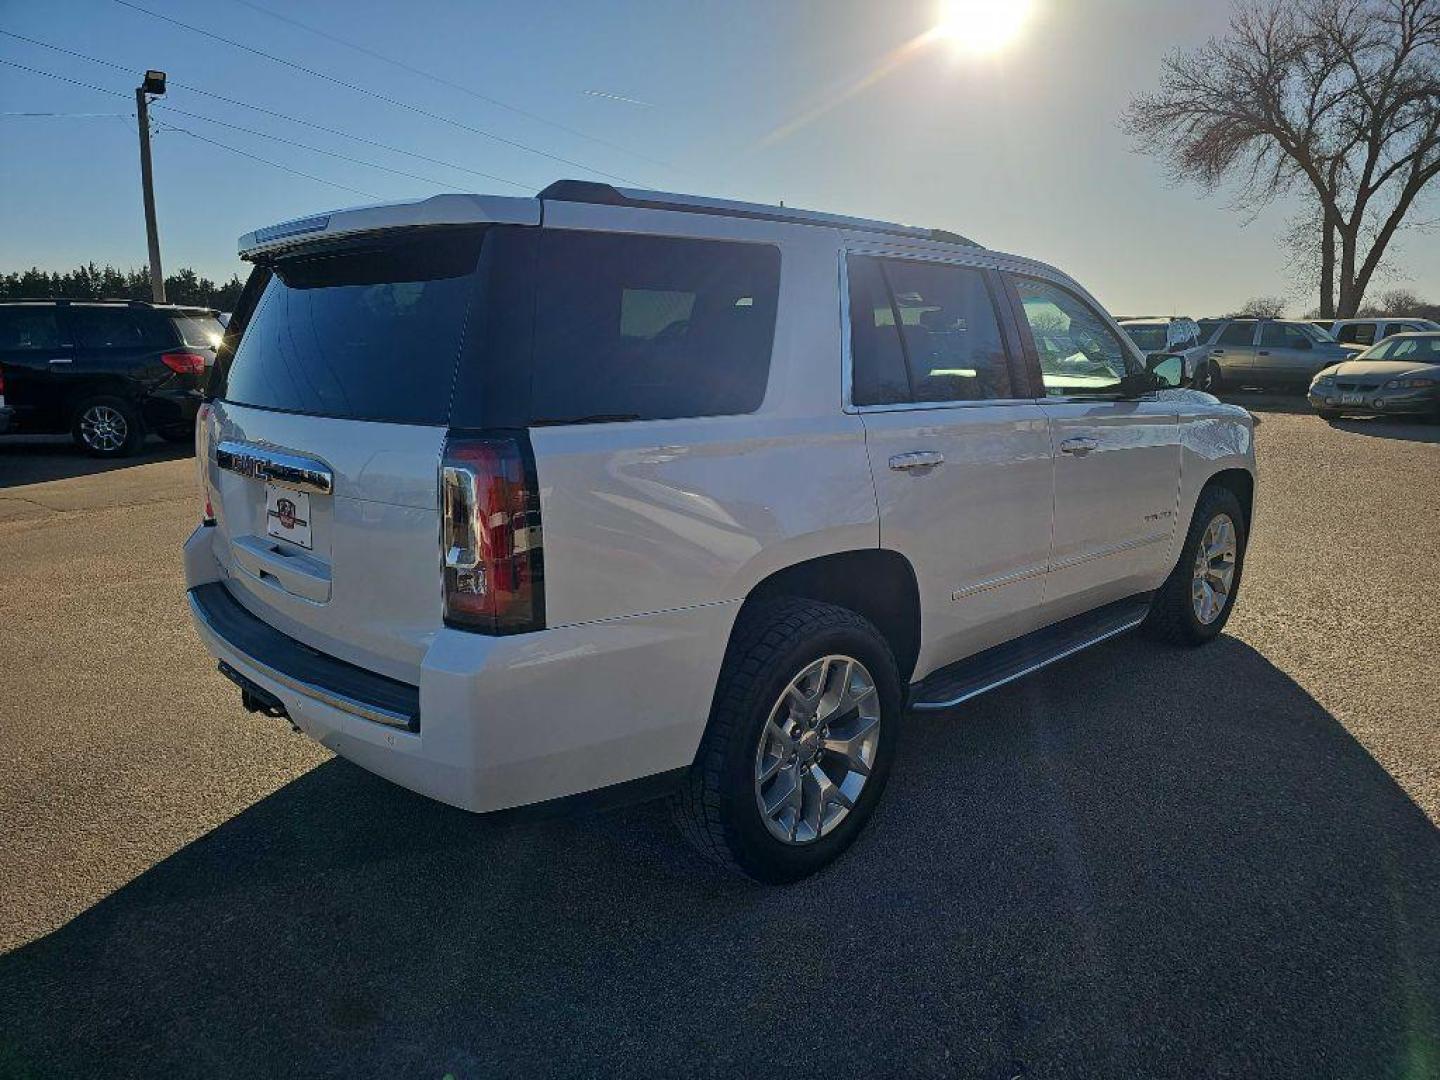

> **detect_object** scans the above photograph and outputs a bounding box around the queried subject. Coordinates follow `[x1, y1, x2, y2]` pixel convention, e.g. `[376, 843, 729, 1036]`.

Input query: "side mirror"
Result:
[1147, 353, 1185, 389]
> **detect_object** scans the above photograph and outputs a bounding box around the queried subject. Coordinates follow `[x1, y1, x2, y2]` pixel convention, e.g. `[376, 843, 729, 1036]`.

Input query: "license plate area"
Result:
[265, 484, 313, 549]
[1342, 392, 1365, 405]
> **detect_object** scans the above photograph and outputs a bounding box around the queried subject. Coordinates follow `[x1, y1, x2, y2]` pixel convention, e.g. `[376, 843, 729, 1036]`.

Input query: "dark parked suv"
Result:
[0, 299, 223, 457]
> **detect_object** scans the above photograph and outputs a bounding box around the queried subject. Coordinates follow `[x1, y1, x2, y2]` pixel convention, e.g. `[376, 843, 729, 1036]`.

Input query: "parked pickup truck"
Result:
[185, 182, 1257, 882]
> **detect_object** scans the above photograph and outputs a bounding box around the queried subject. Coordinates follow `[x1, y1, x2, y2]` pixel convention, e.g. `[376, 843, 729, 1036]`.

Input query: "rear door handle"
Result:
[888, 451, 944, 471]
[48, 357, 73, 364]
[1059, 437, 1099, 456]
[1257, 350, 1270, 356]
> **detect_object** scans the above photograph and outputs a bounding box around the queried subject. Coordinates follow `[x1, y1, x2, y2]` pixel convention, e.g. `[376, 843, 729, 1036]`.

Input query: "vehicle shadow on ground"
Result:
[2, 638, 1437, 1079]
[0, 436, 191, 489]
[1219, 389, 1312, 416]
[1328, 416, 1440, 444]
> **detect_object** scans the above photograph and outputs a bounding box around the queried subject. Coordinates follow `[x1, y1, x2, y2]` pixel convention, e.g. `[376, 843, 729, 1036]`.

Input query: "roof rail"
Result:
[538, 180, 980, 247]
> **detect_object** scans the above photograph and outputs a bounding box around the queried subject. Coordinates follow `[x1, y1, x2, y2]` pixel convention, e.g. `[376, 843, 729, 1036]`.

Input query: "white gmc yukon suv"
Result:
[185, 181, 1256, 882]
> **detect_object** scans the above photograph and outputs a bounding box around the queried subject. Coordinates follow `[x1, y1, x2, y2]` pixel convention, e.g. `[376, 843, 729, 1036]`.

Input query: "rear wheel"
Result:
[673, 599, 901, 883]
[1143, 485, 1248, 646]
[71, 395, 145, 458]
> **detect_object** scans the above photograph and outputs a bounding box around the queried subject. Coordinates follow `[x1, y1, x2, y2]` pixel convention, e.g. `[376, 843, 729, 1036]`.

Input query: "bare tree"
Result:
[1236, 295, 1289, 318]
[1125, 0, 1440, 318]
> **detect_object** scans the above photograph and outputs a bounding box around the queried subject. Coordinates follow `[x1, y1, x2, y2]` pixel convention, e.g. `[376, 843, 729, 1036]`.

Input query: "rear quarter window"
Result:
[67, 307, 172, 349]
[170, 313, 224, 349]
[528, 231, 780, 423]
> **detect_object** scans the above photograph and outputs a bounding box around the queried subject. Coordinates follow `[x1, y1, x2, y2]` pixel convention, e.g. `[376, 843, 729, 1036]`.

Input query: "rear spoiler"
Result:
[238, 194, 541, 260]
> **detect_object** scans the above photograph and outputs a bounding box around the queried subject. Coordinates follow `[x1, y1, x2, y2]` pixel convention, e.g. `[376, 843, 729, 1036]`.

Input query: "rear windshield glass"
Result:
[530, 231, 780, 423]
[218, 230, 483, 424]
[171, 313, 224, 349]
[1122, 324, 1168, 351]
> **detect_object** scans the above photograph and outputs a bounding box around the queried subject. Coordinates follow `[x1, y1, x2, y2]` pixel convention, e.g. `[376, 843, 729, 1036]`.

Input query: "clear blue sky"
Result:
[3, 0, 1437, 316]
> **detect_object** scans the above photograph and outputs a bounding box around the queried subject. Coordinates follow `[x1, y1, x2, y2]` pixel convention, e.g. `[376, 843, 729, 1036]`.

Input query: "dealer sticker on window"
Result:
[265, 484, 312, 549]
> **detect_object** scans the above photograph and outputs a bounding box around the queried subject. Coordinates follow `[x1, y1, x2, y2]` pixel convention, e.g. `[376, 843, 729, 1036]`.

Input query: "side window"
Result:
[1383, 323, 1409, 339]
[1217, 321, 1257, 346]
[847, 256, 910, 406]
[880, 260, 1013, 402]
[1258, 323, 1310, 349]
[0, 308, 62, 350]
[66, 308, 169, 349]
[530, 231, 780, 422]
[1338, 323, 1375, 345]
[1011, 276, 1137, 397]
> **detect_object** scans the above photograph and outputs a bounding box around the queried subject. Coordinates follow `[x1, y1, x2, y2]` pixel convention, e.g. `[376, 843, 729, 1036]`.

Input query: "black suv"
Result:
[0, 299, 224, 457]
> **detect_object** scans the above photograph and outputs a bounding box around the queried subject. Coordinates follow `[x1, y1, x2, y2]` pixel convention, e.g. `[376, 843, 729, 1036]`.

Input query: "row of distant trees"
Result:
[1234, 287, 1440, 320]
[0, 264, 246, 310]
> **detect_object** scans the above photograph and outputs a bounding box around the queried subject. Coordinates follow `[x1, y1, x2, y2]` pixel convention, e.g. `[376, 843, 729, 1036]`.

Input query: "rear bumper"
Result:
[183, 525, 734, 814]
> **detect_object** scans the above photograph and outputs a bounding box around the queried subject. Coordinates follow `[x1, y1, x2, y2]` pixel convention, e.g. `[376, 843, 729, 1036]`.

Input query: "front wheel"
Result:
[673, 599, 901, 883]
[1143, 485, 1248, 645]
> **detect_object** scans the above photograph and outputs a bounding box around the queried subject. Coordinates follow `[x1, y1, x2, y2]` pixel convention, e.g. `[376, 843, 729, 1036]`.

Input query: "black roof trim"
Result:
[537, 180, 980, 248]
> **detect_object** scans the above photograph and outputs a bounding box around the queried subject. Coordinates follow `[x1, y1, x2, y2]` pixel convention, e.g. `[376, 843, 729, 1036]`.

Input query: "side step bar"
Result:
[909, 593, 1153, 711]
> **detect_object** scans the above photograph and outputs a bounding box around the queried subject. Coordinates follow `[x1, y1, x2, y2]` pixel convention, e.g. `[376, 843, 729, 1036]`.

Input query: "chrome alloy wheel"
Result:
[1191, 513, 1238, 625]
[80, 404, 128, 453]
[754, 654, 881, 845]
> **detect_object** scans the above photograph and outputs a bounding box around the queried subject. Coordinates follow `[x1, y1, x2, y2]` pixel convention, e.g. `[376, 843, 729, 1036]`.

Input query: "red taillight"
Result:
[162, 351, 207, 375]
[441, 433, 544, 635]
[196, 402, 215, 524]
[0, 364, 6, 397]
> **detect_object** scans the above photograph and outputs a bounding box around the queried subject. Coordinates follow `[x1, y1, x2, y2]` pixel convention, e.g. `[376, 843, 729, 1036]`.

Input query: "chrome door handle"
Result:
[48, 357, 73, 364]
[888, 451, 944, 471]
[1059, 437, 1098, 456]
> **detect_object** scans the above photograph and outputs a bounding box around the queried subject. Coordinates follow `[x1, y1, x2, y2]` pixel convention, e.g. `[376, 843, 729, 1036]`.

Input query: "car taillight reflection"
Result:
[440, 433, 544, 635]
[162, 352, 208, 375]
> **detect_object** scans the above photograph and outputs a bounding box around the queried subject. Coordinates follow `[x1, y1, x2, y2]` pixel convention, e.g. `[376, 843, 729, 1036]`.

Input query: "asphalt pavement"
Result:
[0, 407, 1437, 1079]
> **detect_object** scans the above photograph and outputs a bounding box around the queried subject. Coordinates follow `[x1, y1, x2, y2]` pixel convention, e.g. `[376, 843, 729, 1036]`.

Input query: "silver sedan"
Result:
[1308, 332, 1440, 420]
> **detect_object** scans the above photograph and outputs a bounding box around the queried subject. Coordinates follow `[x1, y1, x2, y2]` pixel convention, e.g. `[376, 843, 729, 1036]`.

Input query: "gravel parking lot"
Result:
[1, 405, 1437, 1079]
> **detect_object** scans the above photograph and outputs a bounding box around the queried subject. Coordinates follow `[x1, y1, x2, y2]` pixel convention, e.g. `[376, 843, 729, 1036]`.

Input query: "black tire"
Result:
[672, 598, 902, 883]
[1143, 485, 1248, 646]
[1194, 361, 1222, 394]
[70, 394, 145, 458]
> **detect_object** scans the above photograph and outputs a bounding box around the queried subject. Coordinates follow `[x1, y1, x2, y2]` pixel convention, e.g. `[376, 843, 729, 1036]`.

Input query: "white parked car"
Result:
[1325, 316, 1440, 348]
[185, 182, 1257, 881]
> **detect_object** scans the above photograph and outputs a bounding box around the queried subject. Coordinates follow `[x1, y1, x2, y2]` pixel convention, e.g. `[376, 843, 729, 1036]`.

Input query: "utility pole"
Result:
[135, 70, 167, 303]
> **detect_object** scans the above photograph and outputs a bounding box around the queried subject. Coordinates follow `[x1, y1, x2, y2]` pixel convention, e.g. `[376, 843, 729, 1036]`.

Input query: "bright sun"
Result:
[934, 0, 1035, 56]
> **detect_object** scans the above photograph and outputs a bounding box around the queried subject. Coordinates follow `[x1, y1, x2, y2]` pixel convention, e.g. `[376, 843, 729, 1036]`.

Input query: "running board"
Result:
[909, 594, 1153, 712]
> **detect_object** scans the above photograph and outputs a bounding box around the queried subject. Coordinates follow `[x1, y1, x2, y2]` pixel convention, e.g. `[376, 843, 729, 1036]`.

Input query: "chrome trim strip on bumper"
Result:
[187, 590, 415, 730]
[910, 616, 1146, 712]
[215, 440, 333, 495]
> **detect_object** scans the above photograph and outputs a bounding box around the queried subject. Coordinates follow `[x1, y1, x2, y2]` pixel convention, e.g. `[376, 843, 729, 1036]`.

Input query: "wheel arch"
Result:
[738, 549, 922, 684]
[1204, 467, 1254, 529]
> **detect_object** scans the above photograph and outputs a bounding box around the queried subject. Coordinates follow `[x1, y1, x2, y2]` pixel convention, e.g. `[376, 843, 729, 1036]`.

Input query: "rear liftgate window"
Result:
[529, 231, 781, 423]
[217, 229, 485, 425]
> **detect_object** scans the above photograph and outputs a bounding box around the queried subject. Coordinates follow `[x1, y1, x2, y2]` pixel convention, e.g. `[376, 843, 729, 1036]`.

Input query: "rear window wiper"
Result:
[530, 413, 643, 426]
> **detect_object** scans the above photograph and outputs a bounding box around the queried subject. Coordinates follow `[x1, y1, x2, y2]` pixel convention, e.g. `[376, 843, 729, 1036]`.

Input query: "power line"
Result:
[152, 101, 456, 189]
[155, 122, 379, 198]
[227, 0, 678, 174]
[0, 110, 129, 118]
[0, 59, 379, 198]
[0, 30, 533, 190]
[110, 0, 643, 184]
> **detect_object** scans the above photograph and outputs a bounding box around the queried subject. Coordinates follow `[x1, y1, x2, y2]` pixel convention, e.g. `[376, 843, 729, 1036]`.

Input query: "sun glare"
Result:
[935, 0, 1035, 56]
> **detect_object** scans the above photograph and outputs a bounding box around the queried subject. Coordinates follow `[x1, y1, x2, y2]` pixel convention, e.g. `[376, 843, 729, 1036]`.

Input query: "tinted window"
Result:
[1012, 276, 1138, 396]
[1217, 321, 1257, 346]
[847, 256, 910, 406]
[879, 259, 1011, 402]
[1338, 323, 1375, 345]
[67, 307, 170, 349]
[0, 308, 61, 350]
[530, 231, 779, 422]
[1197, 319, 1223, 342]
[1122, 324, 1169, 352]
[1383, 323, 1410, 339]
[1258, 322, 1311, 349]
[219, 230, 483, 424]
[171, 313, 224, 348]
